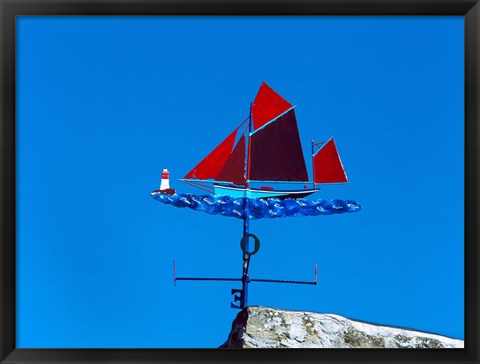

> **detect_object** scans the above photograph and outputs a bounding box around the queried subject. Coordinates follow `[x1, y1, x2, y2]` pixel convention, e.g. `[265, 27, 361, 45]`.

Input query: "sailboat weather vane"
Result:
[151, 82, 361, 309]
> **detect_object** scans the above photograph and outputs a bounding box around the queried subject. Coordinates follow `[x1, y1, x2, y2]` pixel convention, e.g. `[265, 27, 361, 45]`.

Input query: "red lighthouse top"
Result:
[162, 168, 169, 179]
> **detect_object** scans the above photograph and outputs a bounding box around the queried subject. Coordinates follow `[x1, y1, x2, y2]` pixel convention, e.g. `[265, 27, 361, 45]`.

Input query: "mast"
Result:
[246, 102, 253, 188]
[312, 139, 316, 189]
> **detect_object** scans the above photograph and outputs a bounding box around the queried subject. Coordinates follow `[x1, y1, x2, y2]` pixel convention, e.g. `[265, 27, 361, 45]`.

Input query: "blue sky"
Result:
[16, 16, 464, 348]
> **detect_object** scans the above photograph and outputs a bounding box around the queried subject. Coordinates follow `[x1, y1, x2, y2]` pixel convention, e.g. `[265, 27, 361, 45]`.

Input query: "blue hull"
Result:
[213, 185, 318, 199]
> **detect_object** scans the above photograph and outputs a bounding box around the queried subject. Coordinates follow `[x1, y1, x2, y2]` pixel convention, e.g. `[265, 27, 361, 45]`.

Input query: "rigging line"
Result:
[180, 178, 236, 184]
[247, 180, 311, 184]
[312, 140, 327, 147]
[185, 182, 214, 194]
[187, 180, 215, 192]
[249, 105, 297, 136]
[182, 180, 214, 194]
[235, 115, 250, 130]
[312, 137, 334, 157]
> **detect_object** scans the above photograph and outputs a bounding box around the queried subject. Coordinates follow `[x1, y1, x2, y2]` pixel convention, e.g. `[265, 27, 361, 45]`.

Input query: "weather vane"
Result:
[151, 82, 361, 309]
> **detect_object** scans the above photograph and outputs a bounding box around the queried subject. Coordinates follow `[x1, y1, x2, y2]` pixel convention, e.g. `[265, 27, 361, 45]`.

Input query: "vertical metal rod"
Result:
[312, 139, 316, 190]
[246, 103, 253, 187]
[242, 207, 249, 309]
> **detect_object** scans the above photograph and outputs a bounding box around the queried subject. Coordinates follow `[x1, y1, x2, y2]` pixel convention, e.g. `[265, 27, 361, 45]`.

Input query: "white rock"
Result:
[221, 306, 464, 349]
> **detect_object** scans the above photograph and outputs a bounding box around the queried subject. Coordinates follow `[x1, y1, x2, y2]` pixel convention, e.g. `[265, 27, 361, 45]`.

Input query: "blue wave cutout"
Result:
[151, 193, 361, 220]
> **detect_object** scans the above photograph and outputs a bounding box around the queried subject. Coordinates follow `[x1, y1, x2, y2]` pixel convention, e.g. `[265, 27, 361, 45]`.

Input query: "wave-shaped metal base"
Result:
[151, 192, 361, 220]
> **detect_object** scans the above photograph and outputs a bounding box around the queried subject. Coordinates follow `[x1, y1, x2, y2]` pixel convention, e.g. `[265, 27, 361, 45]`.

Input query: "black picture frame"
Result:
[1, 1, 478, 363]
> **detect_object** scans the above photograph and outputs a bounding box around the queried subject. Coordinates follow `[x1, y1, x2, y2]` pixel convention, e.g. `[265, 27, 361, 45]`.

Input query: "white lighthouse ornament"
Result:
[151, 168, 176, 196]
[160, 168, 170, 190]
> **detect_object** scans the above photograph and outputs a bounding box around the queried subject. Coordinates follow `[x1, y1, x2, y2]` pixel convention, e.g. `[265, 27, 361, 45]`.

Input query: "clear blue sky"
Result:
[16, 16, 464, 348]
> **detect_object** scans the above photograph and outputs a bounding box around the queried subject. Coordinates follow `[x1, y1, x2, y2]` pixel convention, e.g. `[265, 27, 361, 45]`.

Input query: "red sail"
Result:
[251, 82, 292, 130]
[313, 138, 348, 184]
[184, 129, 237, 180]
[249, 109, 308, 182]
[216, 133, 247, 185]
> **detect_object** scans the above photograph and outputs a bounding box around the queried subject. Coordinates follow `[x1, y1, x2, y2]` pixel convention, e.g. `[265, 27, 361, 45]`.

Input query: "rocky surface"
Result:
[221, 306, 464, 348]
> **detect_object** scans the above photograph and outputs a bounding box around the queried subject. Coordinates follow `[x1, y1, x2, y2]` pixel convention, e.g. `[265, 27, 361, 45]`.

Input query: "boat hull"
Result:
[214, 185, 318, 199]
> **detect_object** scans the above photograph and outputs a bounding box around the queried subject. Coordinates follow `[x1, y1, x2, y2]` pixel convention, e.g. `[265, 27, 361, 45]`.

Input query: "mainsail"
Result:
[249, 109, 308, 181]
[248, 82, 308, 182]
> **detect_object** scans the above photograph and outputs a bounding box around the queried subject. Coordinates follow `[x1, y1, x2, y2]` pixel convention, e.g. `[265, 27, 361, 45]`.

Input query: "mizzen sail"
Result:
[313, 138, 348, 184]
